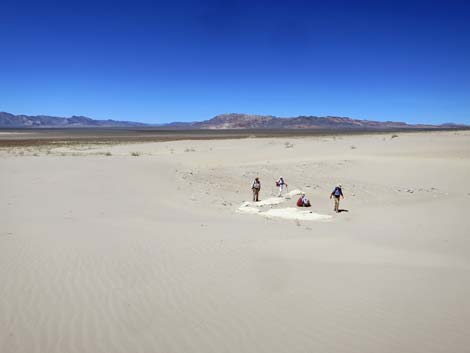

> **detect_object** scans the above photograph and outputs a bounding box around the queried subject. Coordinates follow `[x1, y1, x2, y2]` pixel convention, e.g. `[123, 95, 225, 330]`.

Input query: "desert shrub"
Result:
[391, 134, 399, 139]
[350, 145, 357, 149]
[284, 141, 294, 148]
[105, 152, 112, 156]
[130, 151, 141, 157]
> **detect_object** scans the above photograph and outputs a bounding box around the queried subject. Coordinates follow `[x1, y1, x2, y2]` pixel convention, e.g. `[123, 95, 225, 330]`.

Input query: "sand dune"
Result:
[237, 190, 332, 221]
[1, 131, 470, 353]
[260, 208, 332, 221]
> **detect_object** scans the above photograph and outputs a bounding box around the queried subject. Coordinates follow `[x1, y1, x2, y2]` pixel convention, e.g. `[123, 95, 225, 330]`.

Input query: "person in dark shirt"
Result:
[252, 177, 261, 202]
[330, 184, 344, 213]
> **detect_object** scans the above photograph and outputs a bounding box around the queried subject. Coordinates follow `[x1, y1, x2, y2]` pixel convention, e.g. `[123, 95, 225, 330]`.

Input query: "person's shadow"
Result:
[338, 209, 349, 213]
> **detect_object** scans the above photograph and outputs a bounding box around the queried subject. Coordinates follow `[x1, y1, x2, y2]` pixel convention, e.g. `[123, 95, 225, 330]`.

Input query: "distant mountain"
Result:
[1, 111, 467, 130]
[0, 112, 148, 128]
[165, 113, 467, 130]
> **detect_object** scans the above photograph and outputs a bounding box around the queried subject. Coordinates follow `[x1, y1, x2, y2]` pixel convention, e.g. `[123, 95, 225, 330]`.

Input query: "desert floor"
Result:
[1, 130, 469, 353]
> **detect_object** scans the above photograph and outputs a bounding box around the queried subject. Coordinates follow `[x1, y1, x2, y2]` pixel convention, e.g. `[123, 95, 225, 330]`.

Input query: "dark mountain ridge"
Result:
[0, 112, 147, 128]
[1, 111, 467, 130]
[166, 113, 466, 130]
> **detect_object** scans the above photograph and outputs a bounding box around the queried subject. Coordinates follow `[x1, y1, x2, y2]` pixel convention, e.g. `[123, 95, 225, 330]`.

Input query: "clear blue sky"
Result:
[1, 0, 469, 124]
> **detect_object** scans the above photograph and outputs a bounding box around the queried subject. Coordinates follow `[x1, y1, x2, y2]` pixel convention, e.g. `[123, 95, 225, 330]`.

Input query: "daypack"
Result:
[296, 198, 303, 207]
[334, 187, 342, 196]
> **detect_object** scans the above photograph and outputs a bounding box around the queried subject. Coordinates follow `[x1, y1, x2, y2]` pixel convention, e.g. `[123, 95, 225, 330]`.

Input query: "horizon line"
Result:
[2, 110, 466, 126]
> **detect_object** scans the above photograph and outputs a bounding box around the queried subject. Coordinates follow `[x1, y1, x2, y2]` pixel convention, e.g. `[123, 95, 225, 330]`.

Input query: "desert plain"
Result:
[1, 130, 469, 353]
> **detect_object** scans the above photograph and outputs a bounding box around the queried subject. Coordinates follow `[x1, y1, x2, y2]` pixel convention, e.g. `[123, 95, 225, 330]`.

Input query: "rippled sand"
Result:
[1, 131, 470, 353]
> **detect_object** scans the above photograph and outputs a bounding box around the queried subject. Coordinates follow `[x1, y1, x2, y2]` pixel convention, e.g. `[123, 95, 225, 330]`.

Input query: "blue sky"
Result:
[1, 0, 469, 124]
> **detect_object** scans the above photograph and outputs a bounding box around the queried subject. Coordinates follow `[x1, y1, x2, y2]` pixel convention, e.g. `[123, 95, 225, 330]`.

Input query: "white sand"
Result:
[247, 196, 286, 207]
[261, 207, 332, 221]
[237, 189, 331, 221]
[1, 131, 470, 353]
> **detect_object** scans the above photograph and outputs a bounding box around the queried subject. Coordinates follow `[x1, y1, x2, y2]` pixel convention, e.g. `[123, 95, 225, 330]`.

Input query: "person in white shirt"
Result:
[296, 193, 311, 207]
[302, 194, 311, 207]
[276, 176, 288, 196]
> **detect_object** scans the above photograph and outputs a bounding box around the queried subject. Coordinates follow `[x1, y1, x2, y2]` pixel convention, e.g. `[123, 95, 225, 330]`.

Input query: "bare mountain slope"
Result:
[0, 112, 147, 128]
[166, 113, 462, 130]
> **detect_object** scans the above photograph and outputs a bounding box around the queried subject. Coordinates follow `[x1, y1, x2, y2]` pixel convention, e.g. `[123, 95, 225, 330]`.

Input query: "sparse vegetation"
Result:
[130, 151, 141, 157]
[284, 141, 294, 148]
[184, 147, 196, 152]
[350, 145, 357, 150]
[105, 152, 112, 156]
[391, 134, 399, 139]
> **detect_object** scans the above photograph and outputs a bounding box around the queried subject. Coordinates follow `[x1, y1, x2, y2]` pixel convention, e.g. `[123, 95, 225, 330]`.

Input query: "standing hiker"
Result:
[252, 177, 261, 202]
[276, 176, 288, 197]
[330, 184, 344, 213]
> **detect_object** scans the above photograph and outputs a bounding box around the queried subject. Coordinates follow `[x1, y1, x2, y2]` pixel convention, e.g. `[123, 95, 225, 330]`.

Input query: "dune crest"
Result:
[237, 189, 331, 221]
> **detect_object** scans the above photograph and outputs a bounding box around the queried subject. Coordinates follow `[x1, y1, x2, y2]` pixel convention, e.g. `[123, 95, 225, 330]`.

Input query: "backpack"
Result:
[334, 187, 342, 196]
[296, 197, 303, 207]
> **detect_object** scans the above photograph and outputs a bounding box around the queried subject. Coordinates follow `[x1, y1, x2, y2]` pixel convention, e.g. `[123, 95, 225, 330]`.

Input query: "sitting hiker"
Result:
[330, 184, 344, 213]
[276, 176, 288, 196]
[296, 193, 311, 207]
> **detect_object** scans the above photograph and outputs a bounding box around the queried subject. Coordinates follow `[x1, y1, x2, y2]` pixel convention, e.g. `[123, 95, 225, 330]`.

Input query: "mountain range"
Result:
[0, 111, 466, 130]
[166, 113, 464, 130]
[0, 112, 147, 128]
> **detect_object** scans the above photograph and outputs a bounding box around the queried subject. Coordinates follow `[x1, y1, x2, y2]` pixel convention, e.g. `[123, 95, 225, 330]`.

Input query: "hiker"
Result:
[276, 176, 288, 196]
[330, 184, 344, 212]
[252, 177, 261, 202]
[296, 193, 311, 207]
